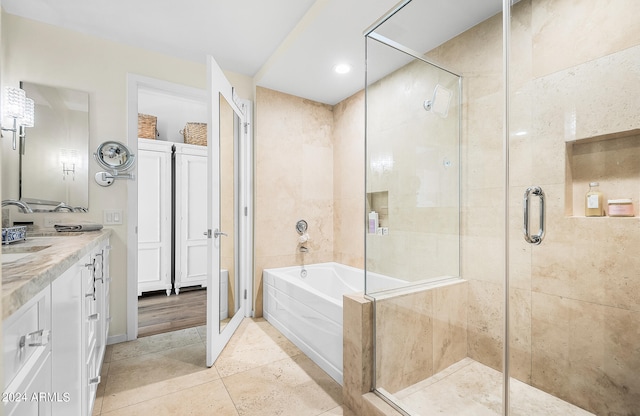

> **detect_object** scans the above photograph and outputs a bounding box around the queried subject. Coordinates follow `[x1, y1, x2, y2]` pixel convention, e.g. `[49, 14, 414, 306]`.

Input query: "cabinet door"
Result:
[89, 240, 109, 414]
[3, 286, 51, 391]
[51, 254, 90, 415]
[96, 241, 111, 361]
[175, 150, 208, 292]
[3, 286, 52, 416]
[137, 145, 172, 295]
[3, 350, 52, 416]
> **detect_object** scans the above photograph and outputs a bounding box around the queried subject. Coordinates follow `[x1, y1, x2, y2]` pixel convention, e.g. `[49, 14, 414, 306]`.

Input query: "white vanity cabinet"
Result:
[51, 239, 110, 416]
[137, 139, 173, 296]
[174, 143, 208, 293]
[2, 286, 52, 416]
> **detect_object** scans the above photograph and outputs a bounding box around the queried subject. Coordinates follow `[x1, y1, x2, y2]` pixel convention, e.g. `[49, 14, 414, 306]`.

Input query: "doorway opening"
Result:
[126, 72, 254, 354]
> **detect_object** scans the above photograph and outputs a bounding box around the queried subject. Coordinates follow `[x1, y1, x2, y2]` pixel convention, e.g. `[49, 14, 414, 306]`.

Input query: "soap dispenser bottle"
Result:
[368, 211, 378, 233]
[585, 182, 604, 217]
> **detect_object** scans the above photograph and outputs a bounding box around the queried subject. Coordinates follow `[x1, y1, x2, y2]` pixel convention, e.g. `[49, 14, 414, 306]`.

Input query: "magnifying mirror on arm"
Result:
[94, 141, 136, 186]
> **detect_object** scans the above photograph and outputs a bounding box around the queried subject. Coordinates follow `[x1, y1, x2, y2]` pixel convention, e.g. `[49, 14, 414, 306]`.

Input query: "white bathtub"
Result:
[262, 262, 404, 385]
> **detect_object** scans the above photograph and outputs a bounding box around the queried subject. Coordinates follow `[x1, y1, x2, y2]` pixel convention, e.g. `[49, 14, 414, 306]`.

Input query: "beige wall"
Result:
[254, 87, 335, 316]
[332, 91, 365, 269]
[1, 13, 253, 338]
[374, 281, 467, 394]
[253, 86, 367, 318]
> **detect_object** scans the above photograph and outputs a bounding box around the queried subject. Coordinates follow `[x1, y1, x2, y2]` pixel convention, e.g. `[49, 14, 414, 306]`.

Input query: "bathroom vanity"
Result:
[2, 230, 111, 416]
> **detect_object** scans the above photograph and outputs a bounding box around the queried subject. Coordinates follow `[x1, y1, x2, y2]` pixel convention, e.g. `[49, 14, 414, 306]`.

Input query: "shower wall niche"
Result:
[366, 191, 388, 232]
[567, 132, 640, 217]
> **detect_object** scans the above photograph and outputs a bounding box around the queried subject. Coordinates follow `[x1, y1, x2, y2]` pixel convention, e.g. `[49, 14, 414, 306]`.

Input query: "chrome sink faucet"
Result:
[2, 199, 34, 213]
[53, 202, 74, 212]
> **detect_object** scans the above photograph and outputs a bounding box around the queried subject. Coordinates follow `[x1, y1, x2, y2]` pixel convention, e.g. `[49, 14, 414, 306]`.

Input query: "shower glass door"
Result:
[507, 1, 640, 415]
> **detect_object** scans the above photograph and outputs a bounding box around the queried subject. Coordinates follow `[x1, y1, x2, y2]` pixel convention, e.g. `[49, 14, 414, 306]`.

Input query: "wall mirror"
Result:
[18, 81, 90, 210]
[219, 92, 241, 333]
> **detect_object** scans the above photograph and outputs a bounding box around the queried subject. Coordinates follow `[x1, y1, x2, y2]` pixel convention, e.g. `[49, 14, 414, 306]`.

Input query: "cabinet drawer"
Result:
[3, 349, 52, 416]
[3, 287, 51, 388]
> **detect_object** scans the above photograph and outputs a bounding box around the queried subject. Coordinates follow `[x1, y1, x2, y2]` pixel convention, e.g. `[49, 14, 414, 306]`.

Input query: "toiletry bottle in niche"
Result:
[368, 211, 378, 233]
[585, 182, 604, 217]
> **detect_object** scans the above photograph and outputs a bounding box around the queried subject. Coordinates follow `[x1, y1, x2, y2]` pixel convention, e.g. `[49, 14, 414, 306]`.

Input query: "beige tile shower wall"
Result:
[423, 3, 508, 383]
[333, 91, 365, 269]
[254, 87, 335, 317]
[375, 280, 467, 394]
[427, 0, 640, 414]
[343, 293, 374, 415]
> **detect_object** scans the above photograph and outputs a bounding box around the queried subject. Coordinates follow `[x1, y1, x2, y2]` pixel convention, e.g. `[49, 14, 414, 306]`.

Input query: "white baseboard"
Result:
[107, 334, 128, 345]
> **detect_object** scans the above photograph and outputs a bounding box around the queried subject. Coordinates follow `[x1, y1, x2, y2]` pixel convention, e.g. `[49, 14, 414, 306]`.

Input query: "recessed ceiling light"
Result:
[333, 63, 351, 74]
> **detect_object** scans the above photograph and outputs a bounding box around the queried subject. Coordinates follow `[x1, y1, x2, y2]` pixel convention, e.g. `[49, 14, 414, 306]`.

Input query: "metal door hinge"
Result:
[244, 289, 247, 300]
[244, 206, 248, 216]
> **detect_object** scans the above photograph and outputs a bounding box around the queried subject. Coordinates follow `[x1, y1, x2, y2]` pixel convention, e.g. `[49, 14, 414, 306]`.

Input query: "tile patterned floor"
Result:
[93, 318, 354, 416]
[94, 318, 592, 416]
[394, 358, 595, 416]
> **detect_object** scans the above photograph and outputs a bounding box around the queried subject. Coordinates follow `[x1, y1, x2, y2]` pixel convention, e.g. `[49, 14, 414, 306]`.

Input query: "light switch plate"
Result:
[103, 209, 123, 225]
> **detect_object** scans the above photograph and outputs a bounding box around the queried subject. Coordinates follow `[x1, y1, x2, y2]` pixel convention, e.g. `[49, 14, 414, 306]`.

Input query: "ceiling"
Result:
[2, 0, 502, 105]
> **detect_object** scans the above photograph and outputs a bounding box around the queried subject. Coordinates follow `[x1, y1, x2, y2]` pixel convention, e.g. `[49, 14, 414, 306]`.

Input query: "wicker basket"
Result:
[181, 122, 207, 146]
[138, 113, 158, 139]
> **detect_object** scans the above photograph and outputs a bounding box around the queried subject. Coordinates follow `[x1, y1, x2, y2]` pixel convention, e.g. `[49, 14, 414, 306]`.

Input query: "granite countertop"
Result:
[2, 229, 112, 320]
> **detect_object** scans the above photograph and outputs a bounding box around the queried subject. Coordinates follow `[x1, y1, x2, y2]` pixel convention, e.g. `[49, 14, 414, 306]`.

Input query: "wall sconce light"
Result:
[60, 148, 79, 180]
[1, 86, 35, 151]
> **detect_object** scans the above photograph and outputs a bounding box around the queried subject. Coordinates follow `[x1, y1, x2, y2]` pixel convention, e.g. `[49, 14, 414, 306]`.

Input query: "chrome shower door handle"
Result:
[523, 186, 545, 245]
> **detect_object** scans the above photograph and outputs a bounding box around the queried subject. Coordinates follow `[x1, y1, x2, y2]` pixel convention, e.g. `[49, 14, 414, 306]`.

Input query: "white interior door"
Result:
[174, 144, 208, 294]
[206, 55, 250, 366]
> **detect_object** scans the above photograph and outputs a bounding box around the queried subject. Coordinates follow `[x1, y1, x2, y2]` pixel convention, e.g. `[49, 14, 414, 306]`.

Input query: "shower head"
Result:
[423, 84, 452, 117]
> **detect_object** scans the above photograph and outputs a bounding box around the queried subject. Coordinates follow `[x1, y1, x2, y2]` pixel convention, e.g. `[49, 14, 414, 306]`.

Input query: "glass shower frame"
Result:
[364, 1, 464, 414]
[365, 0, 640, 415]
[363, 9, 463, 299]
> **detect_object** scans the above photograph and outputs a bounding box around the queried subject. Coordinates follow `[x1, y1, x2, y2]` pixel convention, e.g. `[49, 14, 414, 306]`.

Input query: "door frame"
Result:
[125, 73, 253, 342]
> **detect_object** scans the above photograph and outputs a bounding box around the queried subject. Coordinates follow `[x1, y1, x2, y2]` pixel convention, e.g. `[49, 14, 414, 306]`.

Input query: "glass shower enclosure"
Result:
[364, 0, 640, 415]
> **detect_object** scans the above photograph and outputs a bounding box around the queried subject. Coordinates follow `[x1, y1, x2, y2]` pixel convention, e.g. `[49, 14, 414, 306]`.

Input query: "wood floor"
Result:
[137, 287, 206, 337]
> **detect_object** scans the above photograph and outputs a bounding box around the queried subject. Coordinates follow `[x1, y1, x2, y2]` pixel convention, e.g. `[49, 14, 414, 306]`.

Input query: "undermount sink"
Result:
[2, 244, 52, 264]
[2, 252, 33, 264]
[28, 231, 85, 237]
